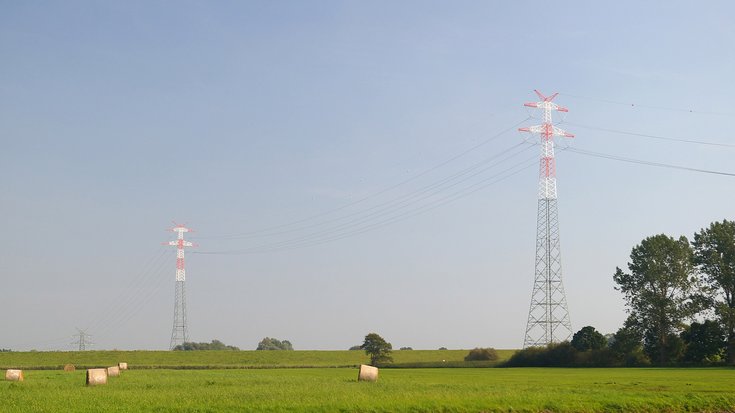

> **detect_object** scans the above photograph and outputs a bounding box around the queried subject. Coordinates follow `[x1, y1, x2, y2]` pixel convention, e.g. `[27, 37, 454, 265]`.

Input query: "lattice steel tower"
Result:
[167, 223, 194, 350]
[519, 90, 574, 348]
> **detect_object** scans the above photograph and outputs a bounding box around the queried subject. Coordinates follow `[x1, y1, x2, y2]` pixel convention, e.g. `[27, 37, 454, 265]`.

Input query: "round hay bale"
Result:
[86, 368, 108, 386]
[357, 364, 378, 382]
[118, 362, 128, 370]
[106, 366, 120, 377]
[5, 369, 24, 382]
[63, 364, 76, 372]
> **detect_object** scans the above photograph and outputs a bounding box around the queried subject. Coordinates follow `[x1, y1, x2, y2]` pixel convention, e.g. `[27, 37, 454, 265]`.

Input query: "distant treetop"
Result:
[173, 340, 240, 351]
[256, 337, 294, 351]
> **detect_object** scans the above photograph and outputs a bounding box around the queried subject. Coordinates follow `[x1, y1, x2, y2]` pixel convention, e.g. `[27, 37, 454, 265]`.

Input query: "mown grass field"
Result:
[3, 367, 735, 412]
[0, 349, 516, 370]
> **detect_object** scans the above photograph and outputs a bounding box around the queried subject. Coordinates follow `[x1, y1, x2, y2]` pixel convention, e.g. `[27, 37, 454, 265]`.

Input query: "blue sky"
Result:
[2, 1, 734, 350]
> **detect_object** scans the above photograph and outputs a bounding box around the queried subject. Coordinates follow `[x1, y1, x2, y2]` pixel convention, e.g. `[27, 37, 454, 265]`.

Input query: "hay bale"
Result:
[63, 364, 76, 372]
[5, 369, 24, 381]
[86, 368, 107, 386]
[118, 362, 128, 370]
[107, 366, 120, 377]
[357, 364, 378, 382]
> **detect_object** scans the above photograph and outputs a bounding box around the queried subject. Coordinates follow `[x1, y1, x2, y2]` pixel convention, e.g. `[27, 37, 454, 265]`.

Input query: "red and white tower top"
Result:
[519, 90, 574, 200]
[167, 224, 194, 282]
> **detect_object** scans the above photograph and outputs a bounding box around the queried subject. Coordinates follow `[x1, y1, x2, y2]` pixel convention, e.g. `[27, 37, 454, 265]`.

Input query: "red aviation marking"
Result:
[543, 123, 553, 138]
[543, 157, 556, 177]
[177, 258, 185, 270]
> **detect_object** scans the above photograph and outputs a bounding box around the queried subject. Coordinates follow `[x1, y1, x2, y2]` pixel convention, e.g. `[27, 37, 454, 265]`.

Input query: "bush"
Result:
[173, 340, 240, 351]
[399, 347, 413, 351]
[256, 337, 293, 351]
[571, 326, 607, 351]
[681, 320, 726, 363]
[505, 342, 577, 367]
[644, 331, 684, 364]
[623, 349, 651, 367]
[464, 348, 499, 361]
[504, 341, 651, 367]
[348, 345, 362, 351]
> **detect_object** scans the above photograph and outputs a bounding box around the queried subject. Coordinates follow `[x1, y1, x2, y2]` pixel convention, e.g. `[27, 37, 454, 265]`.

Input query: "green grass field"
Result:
[3, 367, 735, 412]
[0, 349, 515, 370]
[2, 351, 734, 412]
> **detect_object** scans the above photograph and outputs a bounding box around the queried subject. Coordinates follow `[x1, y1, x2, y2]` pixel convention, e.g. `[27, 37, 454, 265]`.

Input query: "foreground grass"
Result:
[0, 349, 515, 369]
[2, 368, 734, 412]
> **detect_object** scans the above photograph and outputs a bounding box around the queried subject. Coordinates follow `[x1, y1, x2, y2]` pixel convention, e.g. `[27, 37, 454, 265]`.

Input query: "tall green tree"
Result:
[362, 333, 393, 366]
[692, 220, 735, 364]
[613, 234, 697, 364]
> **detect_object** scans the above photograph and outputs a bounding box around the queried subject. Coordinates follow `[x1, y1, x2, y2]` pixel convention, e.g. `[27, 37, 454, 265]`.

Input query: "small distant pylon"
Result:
[72, 328, 92, 351]
[519, 90, 574, 348]
[166, 223, 195, 350]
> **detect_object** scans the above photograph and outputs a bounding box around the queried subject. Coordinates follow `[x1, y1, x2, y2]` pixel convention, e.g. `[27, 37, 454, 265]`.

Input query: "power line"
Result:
[194, 146, 535, 254]
[253, 159, 538, 254]
[86, 248, 170, 333]
[204, 142, 532, 244]
[195, 150, 538, 255]
[561, 147, 735, 177]
[91, 253, 171, 344]
[564, 122, 735, 148]
[193, 117, 531, 240]
[559, 92, 735, 116]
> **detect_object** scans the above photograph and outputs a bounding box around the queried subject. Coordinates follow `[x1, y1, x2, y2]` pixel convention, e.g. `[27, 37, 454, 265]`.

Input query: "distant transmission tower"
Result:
[519, 90, 574, 348]
[72, 328, 92, 351]
[167, 223, 194, 350]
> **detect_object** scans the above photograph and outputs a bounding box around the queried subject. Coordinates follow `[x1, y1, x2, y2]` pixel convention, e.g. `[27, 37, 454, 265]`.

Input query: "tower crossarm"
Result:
[523, 90, 568, 112]
[168, 240, 193, 247]
[518, 125, 574, 138]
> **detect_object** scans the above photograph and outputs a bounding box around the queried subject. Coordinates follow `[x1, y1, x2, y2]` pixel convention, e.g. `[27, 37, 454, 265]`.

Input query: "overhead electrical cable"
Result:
[86, 248, 170, 333]
[193, 117, 531, 240]
[211, 148, 536, 254]
[212, 157, 537, 254]
[253, 158, 539, 254]
[565, 122, 735, 148]
[195, 148, 538, 255]
[202, 141, 532, 242]
[93, 260, 171, 343]
[561, 147, 735, 177]
[194, 145, 535, 254]
[13, 248, 171, 351]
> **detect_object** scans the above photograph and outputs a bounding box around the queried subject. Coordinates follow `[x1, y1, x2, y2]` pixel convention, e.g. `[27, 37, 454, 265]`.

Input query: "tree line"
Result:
[173, 337, 294, 351]
[511, 219, 735, 366]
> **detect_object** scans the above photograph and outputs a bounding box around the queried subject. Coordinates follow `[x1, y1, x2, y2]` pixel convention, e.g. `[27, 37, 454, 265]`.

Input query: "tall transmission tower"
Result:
[519, 90, 574, 348]
[167, 223, 194, 350]
[72, 328, 92, 351]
